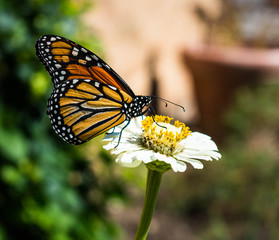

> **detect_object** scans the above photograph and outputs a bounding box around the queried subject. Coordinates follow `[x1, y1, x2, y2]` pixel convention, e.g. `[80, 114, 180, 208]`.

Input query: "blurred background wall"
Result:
[83, 0, 222, 123]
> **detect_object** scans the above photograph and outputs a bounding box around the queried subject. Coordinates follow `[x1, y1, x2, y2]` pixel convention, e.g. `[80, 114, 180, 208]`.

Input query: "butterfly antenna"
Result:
[151, 96, 185, 112]
[148, 105, 156, 115]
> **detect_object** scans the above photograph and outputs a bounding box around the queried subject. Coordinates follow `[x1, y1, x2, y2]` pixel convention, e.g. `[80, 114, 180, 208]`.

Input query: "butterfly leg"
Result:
[105, 126, 117, 136]
[113, 120, 132, 148]
[140, 107, 166, 129]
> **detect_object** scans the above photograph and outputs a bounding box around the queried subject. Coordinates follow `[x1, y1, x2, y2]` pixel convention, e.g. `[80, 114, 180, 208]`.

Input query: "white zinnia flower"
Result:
[103, 115, 221, 172]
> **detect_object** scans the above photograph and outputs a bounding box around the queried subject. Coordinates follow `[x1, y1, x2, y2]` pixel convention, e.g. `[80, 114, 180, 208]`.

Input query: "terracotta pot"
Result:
[269, 0, 279, 7]
[182, 45, 279, 142]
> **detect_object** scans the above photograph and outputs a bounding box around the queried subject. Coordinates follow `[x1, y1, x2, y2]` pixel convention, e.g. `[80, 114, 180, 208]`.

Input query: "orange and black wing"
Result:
[36, 35, 152, 144]
[47, 78, 134, 144]
[36, 35, 135, 97]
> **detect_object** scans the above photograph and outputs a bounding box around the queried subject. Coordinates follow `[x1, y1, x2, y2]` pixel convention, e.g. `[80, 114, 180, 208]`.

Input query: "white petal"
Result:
[209, 151, 222, 160]
[181, 132, 219, 152]
[161, 155, 187, 172]
[148, 153, 187, 172]
[111, 142, 142, 155]
[153, 152, 168, 162]
[116, 152, 142, 168]
[103, 141, 117, 150]
[177, 132, 221, 161]
[171, 160, 187, 172]
[175, 154, 204, 169]
[178, 149, 214, 161]
[136, 150, 155, 163]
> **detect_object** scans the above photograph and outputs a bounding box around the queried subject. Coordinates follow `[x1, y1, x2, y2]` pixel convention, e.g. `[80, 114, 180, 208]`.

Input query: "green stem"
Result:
[134, 168, 163, 240]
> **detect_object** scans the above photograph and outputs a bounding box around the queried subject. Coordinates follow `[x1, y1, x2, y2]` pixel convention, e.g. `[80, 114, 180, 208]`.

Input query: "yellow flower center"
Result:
[141, 115, 191, 156]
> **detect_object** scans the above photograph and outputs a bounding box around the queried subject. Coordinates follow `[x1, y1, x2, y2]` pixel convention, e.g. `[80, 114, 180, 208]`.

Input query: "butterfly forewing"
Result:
[36, 35, 135, 96]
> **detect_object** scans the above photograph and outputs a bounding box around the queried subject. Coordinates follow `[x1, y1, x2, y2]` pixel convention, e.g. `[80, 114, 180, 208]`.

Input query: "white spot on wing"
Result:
[108, 85, 117, 91]
[72, 50, 78, 56]
[81, 48, 88, 53]
[72, 79, 79, 84]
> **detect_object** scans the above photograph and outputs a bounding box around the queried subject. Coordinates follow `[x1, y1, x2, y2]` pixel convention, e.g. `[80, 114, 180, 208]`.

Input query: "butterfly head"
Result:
[135, 95, 153, 107]
[123, 96, 152, 120]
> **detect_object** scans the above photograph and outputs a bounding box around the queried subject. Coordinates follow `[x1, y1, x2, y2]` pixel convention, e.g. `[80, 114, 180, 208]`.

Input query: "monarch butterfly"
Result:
[36, 35, 152, 145]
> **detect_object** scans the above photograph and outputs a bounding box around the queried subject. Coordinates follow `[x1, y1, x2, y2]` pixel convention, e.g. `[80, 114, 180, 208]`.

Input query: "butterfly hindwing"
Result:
[36, 35, 135, 97]
[47, 78, 133, 144]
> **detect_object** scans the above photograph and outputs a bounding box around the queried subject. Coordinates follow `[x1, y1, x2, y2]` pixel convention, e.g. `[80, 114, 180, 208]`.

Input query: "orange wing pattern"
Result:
[36, 35, 135, 96]
[36, 35, 152, 145]
[47, 78, 133, 144]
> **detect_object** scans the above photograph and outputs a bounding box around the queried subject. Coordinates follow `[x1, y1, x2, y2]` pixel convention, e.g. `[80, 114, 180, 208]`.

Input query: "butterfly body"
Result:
[36, 35, 152, 144]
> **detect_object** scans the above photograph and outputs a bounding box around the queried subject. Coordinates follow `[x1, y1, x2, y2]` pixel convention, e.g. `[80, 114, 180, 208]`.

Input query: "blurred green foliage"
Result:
[0, 0, 125, 239]
[160, 82, 279, 240]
